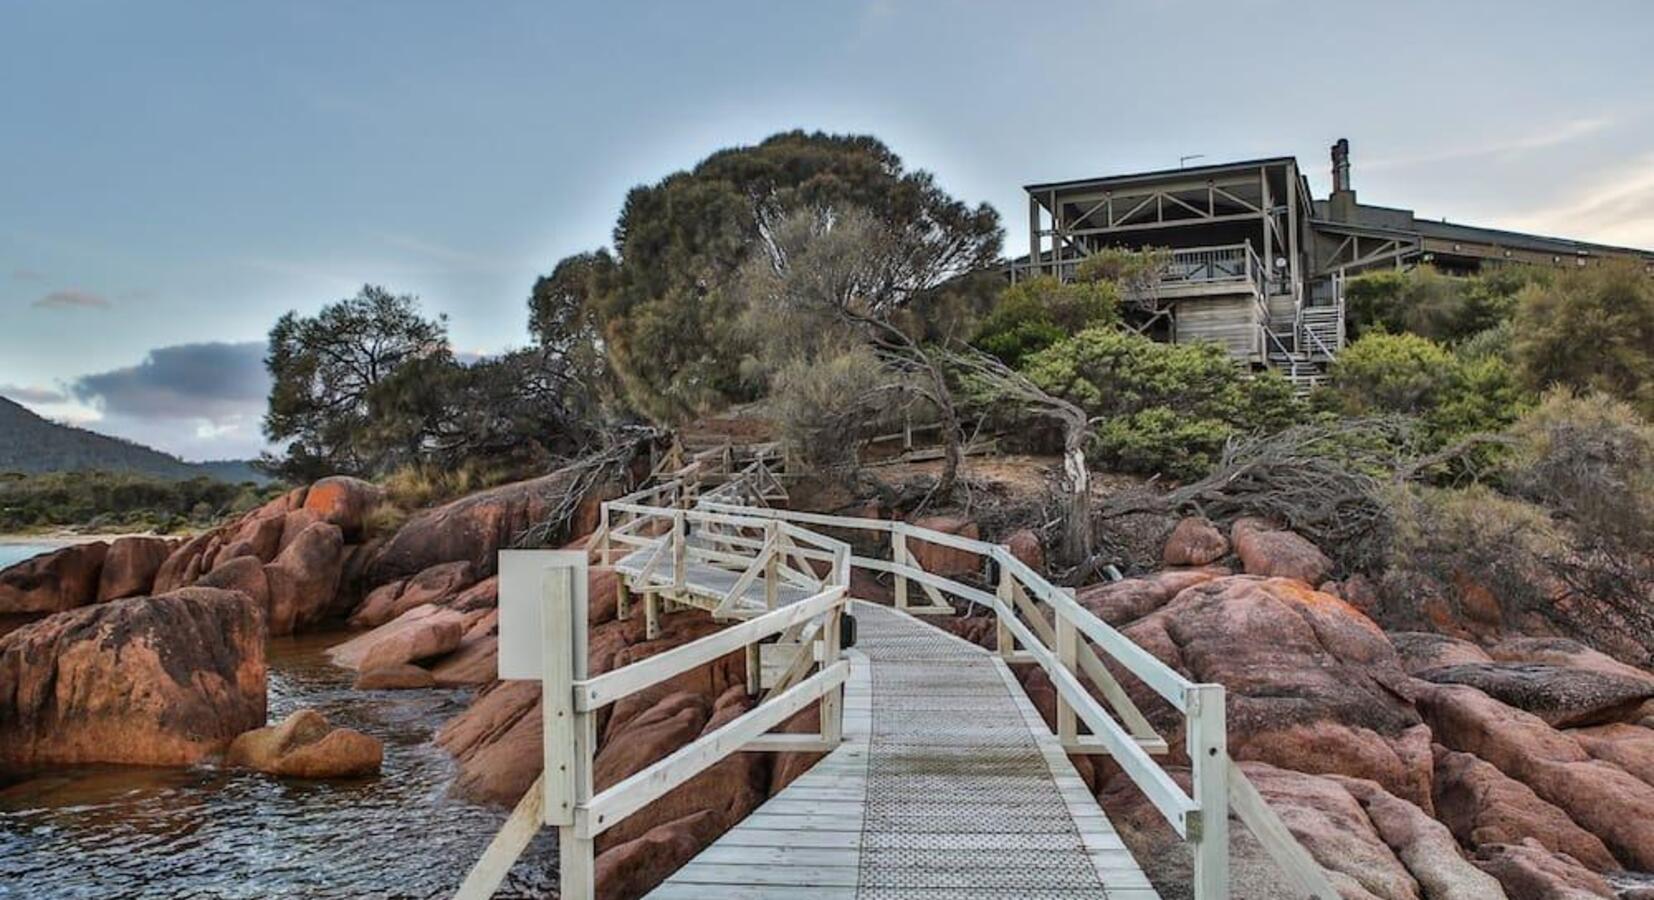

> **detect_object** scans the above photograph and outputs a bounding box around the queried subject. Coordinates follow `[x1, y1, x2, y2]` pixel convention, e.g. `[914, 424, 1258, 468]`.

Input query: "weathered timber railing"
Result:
[456, 517, 850, 899]
[462, 440, 1336, 899]
[698, 498, 1340, 900]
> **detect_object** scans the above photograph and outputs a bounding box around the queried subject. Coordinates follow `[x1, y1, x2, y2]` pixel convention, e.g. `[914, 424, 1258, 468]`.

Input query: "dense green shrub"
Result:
[974, 275, 1119, 367]
[1326, 331, 1529, 455]
[1023, 328, 1302, 479]
[1344, 264, 1543, 344]
[1511, 259, 1654, 418]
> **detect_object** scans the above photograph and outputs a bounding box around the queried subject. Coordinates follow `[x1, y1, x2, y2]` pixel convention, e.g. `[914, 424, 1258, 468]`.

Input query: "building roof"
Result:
[1411, 217, 1654, 259]
[1023, 156, 1298, 193]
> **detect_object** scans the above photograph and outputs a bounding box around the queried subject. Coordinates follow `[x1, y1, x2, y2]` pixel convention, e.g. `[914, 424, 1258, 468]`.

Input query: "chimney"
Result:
[1329, 138, 1357, 222]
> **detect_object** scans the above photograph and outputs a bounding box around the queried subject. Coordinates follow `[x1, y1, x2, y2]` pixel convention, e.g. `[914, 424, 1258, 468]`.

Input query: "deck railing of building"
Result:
[1013, 242, 1273, 296]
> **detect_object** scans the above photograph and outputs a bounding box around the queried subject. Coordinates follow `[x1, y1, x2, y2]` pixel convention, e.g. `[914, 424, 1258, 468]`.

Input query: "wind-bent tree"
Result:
[263, 285, 450, 479]
[950, 346, 1096, 565]
[737, 207, 990, 496]
[536, 131, 1001, 422]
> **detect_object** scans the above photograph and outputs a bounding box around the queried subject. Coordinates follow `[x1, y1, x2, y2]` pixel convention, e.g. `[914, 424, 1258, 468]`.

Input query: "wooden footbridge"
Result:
[458, 443, 1339, 900]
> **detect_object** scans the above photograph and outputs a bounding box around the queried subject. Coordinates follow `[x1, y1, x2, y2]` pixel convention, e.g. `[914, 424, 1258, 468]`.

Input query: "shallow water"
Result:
[0, 543, 55, 570]
[0, 632, 557, 899]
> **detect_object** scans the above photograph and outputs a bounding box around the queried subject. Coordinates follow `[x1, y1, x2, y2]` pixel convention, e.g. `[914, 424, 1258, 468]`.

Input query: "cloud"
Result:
[63, 342, 273, 461]
[1363, 117, 1614, 172]
[33, 288, 112, 310]
[72, 341, 269, 421]
[10, 268, 44, 282]
[0, 383, 68, 404]
[1499, 154, 1654, 249]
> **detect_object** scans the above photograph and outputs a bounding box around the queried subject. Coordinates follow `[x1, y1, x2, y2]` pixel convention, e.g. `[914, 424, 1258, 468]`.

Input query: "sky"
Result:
[3, 0, 1652, 460]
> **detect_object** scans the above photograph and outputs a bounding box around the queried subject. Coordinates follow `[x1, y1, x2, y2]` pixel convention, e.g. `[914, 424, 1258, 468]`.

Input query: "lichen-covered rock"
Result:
[1415, 680, 1654, 870]
[332, 604, 466, 672]
[1216, 763, 1422, 899]
[429, 609, 498, 686]
[1330, 775, 1509, 899]
[262, 521, 344, 635]
[1319, 573, 1382, 619]
[1473, 840, 1615, 899]
[1415, 662, 1654, 728]
[1390, 632, 1494, 675]
[1122, 576, 1433, 809]
[1004, 528, 1044, 573]
[195, 555, 271, 612]
[0, 542, 108, 614]
[593, 810, 723, 900]
[368, 468, 598, 582]
[436, 679, 543, 804]
[1432, 745, 1617, 871]
[1231, 517, 1333, 584]
[301, 476, 384, 541]
[353, 663, 437, 690]
[906, 516, 982, 578]
[1567, 723, 1654, 785]
[96, 536, 173, 602]
[1489, 636, 1654, 688]
[1073, 567, 1227, 627]
[0, 588, 265, 772]
[226, 708, 381, 778]
[596, 684, 766, 853]
[1162, 516, 1228, 567]
[348, 560, 475, 628]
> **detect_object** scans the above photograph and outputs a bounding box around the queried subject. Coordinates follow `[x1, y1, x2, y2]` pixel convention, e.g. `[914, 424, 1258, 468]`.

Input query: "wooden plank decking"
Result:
[645, 599, 1159, 899]
[613, 546, 816, 614]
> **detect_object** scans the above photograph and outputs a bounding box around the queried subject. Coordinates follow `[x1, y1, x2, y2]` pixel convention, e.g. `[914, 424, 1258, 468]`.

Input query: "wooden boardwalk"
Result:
[646, 601, 1159, 899]
[613, 544, 815, 614]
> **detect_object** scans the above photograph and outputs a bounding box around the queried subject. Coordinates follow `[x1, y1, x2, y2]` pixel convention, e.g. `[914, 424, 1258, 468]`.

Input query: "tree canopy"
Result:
[1511, 259, 1654, 418]
[531, 131, 1002, 422]
[264, 285, 451, 479]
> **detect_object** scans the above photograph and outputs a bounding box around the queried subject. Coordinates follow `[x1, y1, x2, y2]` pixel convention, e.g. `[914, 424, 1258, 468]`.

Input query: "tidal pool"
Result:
[0, 632, 557, 899]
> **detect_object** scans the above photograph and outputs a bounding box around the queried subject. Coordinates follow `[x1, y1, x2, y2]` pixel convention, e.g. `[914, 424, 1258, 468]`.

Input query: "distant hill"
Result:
[0, 396, 271, 484]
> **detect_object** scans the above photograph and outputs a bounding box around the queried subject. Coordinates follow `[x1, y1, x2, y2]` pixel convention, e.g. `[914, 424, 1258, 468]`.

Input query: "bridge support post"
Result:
[1188, 683, 1229, 900]
[645, 593, 661, 640]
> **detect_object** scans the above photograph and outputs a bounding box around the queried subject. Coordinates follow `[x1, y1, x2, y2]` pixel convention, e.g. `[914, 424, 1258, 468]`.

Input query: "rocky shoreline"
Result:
[4, 476, 1654, 898]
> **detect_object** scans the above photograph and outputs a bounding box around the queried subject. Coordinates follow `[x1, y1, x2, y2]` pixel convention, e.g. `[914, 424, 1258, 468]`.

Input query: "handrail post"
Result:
[819, 598, 844, 744]
[672, 511, 687, 593]
[1188, 683, 1230, 900]
[892, 528, 909, 612]
[1056, 605, 1077, 745]
[764, 522, 780, 610]
[994, 565, 1014, 658]
[541, 565, 594, 899]
[595, 505, 611, 566]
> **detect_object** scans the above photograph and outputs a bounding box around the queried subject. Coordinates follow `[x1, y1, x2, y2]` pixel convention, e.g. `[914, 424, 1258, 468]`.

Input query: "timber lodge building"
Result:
[1016, 139, 1654, 388]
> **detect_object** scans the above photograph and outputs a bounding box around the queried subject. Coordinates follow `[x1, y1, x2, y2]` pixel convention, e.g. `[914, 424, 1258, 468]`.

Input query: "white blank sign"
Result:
[496, 549, 588, 681]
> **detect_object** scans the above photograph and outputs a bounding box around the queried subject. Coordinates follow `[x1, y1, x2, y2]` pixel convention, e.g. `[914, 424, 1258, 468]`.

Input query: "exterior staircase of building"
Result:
[1264, 301, 1345, 395]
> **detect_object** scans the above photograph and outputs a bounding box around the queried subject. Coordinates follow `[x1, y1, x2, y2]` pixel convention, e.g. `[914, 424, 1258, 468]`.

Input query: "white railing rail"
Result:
[699, 498, 1340, 900]
[462, 446, 1336, 900]
[457, 540, 850, 900]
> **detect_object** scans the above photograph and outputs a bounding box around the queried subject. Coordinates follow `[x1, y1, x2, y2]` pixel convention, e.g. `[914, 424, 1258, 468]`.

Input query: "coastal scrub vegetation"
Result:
[242, 130, 1654, 604]
[0, 471, 278, 533]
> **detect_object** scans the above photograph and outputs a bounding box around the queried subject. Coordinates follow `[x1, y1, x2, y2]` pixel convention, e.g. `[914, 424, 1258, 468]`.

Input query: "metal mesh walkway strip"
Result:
[852, 604, 1107, 899]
